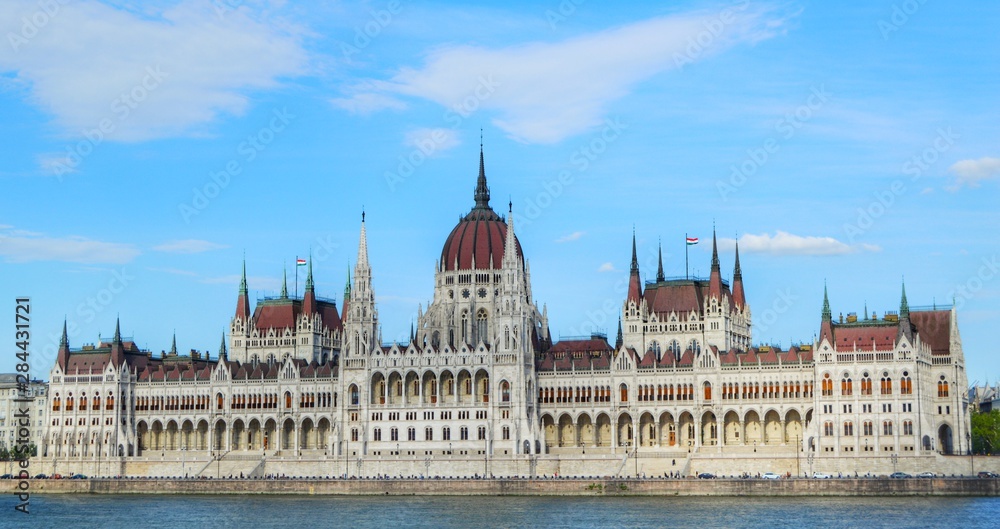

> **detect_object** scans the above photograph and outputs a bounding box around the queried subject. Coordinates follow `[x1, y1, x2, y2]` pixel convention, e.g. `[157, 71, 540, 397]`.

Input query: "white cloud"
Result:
[0, 1, 308, 142]
[402, 127, 460, 156]
[153, 239, 228, 254]
[0, 226, 139, 264]
[331, 93, 407, 115]
[598, 262, 616, 272]
[340, 5, 788, 143]
[556, 231, 585, 243]
[947, 157, 1000, 189]
[720, 231, 877, 256]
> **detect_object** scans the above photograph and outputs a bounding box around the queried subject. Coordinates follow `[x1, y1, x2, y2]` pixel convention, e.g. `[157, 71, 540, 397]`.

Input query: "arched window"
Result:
[476, 308, 488, 345]
[901, 372, 912, 395]
[841, 374, 853, 396]
[461, 310, 469, 343]
[937, 376, 949, 397]
[883, 420, 893, 436]
[349, 385, 359, 406]
[843, 421, 854, 436]
[501, 381, 510, 402]
[860, 374, 872, 396]
[881, 375, 892, 395]
[823, 421, 834, 436]
[703, 381, 712, 401]
[863, 421, 873, 436]
[822, 373, 833, 396]
[619, 383, 629, 402]
[285, 391, 293, 408]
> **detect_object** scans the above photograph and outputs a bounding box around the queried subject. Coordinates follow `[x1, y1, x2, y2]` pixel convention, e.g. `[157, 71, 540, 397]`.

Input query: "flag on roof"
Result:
[296, 258, 307, 266]
[686, 237, 699, 245]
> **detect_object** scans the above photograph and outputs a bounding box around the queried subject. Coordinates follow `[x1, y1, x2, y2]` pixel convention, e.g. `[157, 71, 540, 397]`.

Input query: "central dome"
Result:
[440, 149, 523, 271]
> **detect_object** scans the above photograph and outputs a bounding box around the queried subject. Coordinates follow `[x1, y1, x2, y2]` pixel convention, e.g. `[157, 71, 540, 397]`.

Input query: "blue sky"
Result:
[1, 1, 998, 382]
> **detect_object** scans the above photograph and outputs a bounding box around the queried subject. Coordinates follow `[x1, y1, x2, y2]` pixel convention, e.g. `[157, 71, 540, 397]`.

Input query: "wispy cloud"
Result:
[947, 157, 1000, 190]
[38, 154, 78, 177]
[338, 5, 790, 143]
[0, 226, 138, 264]
[720, 231, 878, 256]
[153, 239, 228, 254]
[598, 262, 616, 272]
[556, 231, 585, 243]
[0, 0, 309, 141]
[402, 127, 460, 156]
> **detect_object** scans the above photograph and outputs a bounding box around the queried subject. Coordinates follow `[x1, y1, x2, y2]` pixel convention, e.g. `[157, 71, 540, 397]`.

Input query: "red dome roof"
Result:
[441, 215, 522, 271]
[440, 148, 523, 271]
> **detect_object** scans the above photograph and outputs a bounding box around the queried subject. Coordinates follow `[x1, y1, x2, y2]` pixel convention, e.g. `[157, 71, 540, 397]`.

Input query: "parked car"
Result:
[889, 472, 912, 479]
[697, 473, 716, 479]
[0, 474, 13, 480]
[761, 472, 781, 480]
[916, 472, 936, 478]
[812, 472, 832, 479]
[69, 474, 88, 480]
[50, 473, 63, 480]
[33, 474, 48, 479]
[978, 471, 998, 478]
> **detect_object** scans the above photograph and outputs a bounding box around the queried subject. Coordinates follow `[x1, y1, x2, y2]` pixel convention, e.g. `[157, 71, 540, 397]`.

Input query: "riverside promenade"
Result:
[12, 477, 1000, 496]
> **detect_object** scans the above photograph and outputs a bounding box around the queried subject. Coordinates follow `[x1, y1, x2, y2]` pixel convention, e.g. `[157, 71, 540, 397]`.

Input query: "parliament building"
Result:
[39, 150, 972, 478]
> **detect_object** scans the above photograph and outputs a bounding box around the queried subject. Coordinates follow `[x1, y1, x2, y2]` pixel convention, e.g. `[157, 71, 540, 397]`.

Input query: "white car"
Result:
[812, 472, 832, 479]
[761, 472, 781, 480]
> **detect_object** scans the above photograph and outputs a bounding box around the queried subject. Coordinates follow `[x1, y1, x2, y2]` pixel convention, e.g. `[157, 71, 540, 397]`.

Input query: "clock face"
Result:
[462, 289, 470, 299]
[478, 288, 488, 298]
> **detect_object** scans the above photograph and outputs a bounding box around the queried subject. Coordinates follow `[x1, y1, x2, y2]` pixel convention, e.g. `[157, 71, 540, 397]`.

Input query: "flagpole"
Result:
[685, 233, 689, 280]
[295, 255, 299, 299]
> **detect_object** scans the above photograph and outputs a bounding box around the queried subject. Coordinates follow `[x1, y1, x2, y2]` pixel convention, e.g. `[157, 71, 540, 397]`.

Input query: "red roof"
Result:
[909, 309, 952, 355]
[251, 298, 342, 333]
[441, 216, 522, 271]
[834, 324, 897, 352]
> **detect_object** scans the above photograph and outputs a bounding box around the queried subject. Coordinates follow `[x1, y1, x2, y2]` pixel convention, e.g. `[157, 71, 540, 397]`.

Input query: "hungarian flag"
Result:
[296, 258, 307, 266]
[686, 237, 699, 246]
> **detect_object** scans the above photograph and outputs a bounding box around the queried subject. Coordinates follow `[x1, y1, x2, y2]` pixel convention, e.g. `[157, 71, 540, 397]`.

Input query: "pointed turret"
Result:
[219, 332, 228, 361]
[358, 212, 370, 268]
[303, 253, 316, 314]
[57, 318, 70, 370]
[341, 266, 351, 321]
[819, 281, 835, 344]
[732, 240, 746, 309]
[615, 317, 623, 349]
[627, 229, 642, 304]
[170, 332, 177, 355]
[474, 145, 490, 209]
[708, 227, 723, 300]
[110, 317, 125, 367]
[898, 279, 914, 343]
[236, 258, 251, 320]
[280, 265, 288, 299]
[656, 239, 665, 283]
[502, 200, 521, 271]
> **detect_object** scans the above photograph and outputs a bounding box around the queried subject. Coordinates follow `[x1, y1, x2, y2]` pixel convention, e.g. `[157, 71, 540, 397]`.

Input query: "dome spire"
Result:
[474, 140, 491, 211]
[656, 238, 665, 282]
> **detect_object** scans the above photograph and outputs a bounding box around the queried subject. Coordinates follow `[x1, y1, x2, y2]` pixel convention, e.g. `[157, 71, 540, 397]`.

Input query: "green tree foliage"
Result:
[971, 409, 1000, 455]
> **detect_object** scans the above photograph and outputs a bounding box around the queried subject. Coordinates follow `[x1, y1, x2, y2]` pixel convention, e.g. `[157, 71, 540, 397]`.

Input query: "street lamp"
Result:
[968, 432, 974, 476]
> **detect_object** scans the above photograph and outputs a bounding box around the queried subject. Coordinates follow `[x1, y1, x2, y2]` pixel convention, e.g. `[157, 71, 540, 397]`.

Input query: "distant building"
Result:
[970, 383, 1000, 413]
[0, 374, 48, 455]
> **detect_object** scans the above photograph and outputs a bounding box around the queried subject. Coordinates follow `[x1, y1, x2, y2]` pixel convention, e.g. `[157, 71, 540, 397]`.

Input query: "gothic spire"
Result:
[732, 239, 746, 309]
[357, 211, 370, 269]
[218, 332, 227, 360]
[733, 239, 742, 280]
[113, 316, 122, 344]
[822, 281, 832, 322]
[711, 226, 720, 272]
[280, 264, 288, 299]
[305, 251, 314, 293]
[630, 228, 639, 274]
[900, 279, 910, 320]
[239, 256, 248, 295]
[656, 238, 665, 282]
[60, 319, 68, 348]
[708, 225, 723, 300]
[170, 331, 177, 355]
[615, 316, 623, 349]
[475, 143, 490, 209]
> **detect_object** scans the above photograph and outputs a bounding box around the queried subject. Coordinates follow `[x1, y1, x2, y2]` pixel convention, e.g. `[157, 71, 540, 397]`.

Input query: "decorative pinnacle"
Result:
[822, 280, 831, 321]
[656, 238, 665, 282]
[280, 264, 288, 298]
[900, 279, 910, 319]
[630, 228, 638, 274]
[113, 316, 122, 343]
[240, 255, 248, 294]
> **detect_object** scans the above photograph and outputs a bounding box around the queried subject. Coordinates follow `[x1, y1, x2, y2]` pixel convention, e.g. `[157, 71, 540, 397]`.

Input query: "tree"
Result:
[971, 409, 1000, 455]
